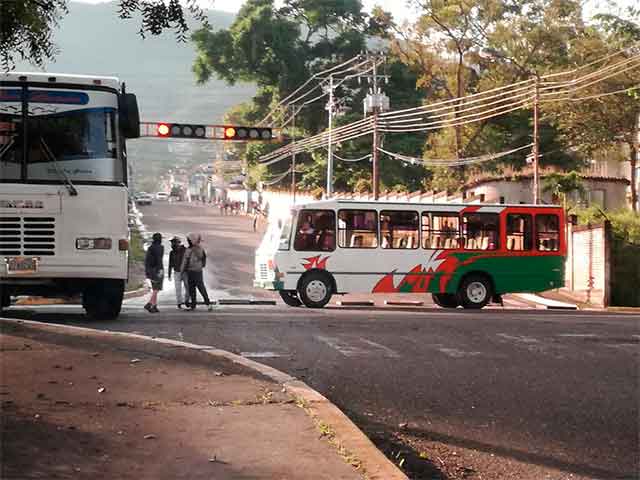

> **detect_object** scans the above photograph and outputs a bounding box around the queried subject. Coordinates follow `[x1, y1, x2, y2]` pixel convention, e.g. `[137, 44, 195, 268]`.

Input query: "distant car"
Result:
[156, 192, 169, 201]
[136, 194, 153, 206]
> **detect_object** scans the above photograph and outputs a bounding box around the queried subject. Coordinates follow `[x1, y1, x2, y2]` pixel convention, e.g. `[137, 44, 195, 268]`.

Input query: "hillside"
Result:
[15, 1, 256, 188]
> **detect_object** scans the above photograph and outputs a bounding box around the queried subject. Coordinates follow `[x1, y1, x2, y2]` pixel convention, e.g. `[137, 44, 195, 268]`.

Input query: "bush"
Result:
[574, 207, 640, 244]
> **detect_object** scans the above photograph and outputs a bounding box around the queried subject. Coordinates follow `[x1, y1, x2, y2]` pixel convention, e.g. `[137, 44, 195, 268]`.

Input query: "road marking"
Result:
[240, 352, 289, 358]
[315, 335, 370, 357]
[557, 334, 597, 338]
[496, 333, 539, 343]
[436, 347, 483, 359]
[359, 338, 401, 358]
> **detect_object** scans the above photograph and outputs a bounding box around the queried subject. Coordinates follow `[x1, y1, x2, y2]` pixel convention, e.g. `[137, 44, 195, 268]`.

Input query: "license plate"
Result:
[6, 257, 38, 275]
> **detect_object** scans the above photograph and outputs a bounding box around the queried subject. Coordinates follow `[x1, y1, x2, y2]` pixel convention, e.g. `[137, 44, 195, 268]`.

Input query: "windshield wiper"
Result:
[0, 137, 15, 161]
[39, 137, 78, 196]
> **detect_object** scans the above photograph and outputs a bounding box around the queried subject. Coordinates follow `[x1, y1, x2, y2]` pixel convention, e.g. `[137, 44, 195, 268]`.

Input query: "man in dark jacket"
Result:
[168, 236, 188, 309]
[180, 233, 212, 311]
[144, 232, 164, 313]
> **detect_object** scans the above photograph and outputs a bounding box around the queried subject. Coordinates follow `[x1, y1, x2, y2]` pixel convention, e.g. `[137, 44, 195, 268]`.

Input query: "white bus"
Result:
[1, 72, 140, 319]
[254, 199, 566, 309]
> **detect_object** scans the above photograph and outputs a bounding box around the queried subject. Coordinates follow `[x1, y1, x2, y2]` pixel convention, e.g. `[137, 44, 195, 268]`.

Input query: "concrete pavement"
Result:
[0, 318, 406, 480]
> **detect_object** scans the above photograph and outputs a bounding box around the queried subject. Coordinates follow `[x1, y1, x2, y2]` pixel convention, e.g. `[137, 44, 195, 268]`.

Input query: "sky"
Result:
[75, 0, 636, 24]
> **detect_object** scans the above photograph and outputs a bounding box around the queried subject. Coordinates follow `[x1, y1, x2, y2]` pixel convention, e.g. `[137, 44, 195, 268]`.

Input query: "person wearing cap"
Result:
[168, 236, 188, 309]
[144, 232, 164, 313]
[180, 233, 212, 311]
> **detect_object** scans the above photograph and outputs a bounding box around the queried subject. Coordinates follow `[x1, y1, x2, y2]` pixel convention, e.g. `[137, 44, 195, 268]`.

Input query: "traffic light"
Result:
[154, 123, 206, 139]
[222, 126, 273, 141]
[139, 122, 277, 141]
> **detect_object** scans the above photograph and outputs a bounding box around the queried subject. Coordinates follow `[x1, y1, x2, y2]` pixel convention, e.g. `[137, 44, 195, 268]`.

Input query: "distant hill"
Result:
[15, 1, 256, 188]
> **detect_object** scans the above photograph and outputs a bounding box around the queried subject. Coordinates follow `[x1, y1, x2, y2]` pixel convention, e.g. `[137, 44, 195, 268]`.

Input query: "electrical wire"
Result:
[323, 148, 372, 162]
[541, 84, 640, 103]
[378, 143, 534, 166]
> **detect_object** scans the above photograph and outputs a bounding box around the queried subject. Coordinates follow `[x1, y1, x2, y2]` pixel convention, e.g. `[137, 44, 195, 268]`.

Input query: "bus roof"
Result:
[0, 71, 121, 90]
[294, 199, 562, 209]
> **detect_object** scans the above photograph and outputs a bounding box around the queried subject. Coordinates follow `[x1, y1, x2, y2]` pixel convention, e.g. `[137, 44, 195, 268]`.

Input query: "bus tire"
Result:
[458, 274, 492, 309]
[84, 280, 124, 320]
[432, 293, 459, 308]
[279, 290, 302, 307]
[298, 272, 333, 309]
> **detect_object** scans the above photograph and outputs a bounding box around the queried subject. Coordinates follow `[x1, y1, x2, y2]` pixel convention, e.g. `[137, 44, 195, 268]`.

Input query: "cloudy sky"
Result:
[75, 0, 634, 25]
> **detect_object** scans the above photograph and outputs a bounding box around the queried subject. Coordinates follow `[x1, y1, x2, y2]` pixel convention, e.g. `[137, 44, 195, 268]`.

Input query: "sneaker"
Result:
[149, 305, 159, 313]
[144, 302, 152, 312]
[207, 304, 213, 311]
[177, 303, 182, 309]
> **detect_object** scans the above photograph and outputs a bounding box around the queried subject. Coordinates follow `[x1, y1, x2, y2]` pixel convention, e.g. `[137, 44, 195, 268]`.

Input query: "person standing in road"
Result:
[168, 236, 188, 309]
[181, 233, 213, 311]
[144, 232, 164, 313]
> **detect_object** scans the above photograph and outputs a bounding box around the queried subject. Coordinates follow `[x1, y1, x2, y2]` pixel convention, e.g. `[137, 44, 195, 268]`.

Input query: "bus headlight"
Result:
[76, 238, 112, 250]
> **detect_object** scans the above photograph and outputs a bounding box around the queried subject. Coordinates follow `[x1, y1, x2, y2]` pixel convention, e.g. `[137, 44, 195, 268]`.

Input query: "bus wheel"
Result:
[298, 272, 333, 308]
[458, 275, 492, 309]
[279, 290, 302, 307]
[84, 280, 124, 320]
[432, 293, 459, 308]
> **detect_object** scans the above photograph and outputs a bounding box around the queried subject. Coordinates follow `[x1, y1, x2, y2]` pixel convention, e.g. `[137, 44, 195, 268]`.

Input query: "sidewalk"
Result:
[0, 319, 405, 480]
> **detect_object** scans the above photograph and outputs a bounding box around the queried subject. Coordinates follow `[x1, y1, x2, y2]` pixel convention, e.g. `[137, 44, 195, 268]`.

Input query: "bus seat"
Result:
[431, 237, 440, 249]
[350, 235, 363, 247]
[466, 238, 476, 250]
[480, 236, 489, 250]
[443, 238, 452, 249]
[507, 237, 515, 250]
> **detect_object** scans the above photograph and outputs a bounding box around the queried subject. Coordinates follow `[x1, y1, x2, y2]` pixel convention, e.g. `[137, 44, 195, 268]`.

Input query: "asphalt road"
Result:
[3, 202, 638, 479]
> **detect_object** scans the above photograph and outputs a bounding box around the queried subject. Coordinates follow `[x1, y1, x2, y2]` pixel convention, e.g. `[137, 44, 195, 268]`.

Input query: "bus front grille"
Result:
[0, 217, 56, 257]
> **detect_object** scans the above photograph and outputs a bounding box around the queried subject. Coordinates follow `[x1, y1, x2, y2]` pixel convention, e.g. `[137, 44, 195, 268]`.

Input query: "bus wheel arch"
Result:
[457, 272, 494, 309]
[297, 270, 335, 308]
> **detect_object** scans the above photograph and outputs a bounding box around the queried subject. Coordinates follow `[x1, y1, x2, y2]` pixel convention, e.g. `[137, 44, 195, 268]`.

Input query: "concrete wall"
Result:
[565, 222, 611, 307]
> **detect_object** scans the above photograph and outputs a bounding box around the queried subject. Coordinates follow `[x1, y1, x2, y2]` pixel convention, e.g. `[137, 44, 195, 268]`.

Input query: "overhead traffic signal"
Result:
[139, 122, 276, 141]
[222, 126, 273, 141]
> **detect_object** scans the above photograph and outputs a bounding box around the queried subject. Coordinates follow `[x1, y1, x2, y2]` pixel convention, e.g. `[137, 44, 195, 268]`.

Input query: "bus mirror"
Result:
[119, 93, 140, 139]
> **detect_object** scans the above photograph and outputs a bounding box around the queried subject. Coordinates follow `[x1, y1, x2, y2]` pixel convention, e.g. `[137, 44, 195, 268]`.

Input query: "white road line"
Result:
[241, 352, 290, 358]
[496, 333, 539, 343]
[557, 334, 598, 338]
[436, 347, 483, 359]
[315, 335, 371, 357]
[359, 338, 401, 358]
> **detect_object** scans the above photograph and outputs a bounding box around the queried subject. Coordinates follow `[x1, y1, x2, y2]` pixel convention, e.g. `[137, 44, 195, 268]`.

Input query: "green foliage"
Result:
[543, 171, 585, 207]
[574, 207, 640, 244]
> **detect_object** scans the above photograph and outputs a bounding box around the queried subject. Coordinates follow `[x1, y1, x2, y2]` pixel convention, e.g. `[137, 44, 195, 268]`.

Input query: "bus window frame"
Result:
[461, 212, 500, 251]
[506, 213, 533, 251]
[535, 213, 561, 252]
[337, 209, 379, 249]
[380, 210, 419, 250]
[293, 209, 336, 253]
[423, 212, 461, 250]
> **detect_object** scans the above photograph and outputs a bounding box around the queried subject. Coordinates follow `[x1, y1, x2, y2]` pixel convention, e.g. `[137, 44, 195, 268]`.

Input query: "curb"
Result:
[0, 317, 407, 480]
[513, 293, 578, 310]
[123, 285, 149, 300]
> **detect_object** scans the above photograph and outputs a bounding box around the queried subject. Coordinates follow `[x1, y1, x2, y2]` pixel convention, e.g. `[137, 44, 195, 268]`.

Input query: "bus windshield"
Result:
[0, 87, 122, 184]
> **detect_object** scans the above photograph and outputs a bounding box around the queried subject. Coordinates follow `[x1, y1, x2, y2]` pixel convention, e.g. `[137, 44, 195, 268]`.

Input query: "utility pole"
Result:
[362, 54, 389, 200]
[291, 107, 297, 203]
[326, 75, 335, 198]
[532, 74, 540, 205]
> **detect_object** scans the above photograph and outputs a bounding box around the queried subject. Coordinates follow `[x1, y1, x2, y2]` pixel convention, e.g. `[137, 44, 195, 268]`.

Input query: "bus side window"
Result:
[421, 212, 430, 248]
[506, 214, 532, 251]
[536, 214, 560, 251]
[293, 209, 336, 252]
[380, 210, 419, 249]
[427, 214, 460, 249]
[462, 213, 499, 250]
[338, 209, 378, 248]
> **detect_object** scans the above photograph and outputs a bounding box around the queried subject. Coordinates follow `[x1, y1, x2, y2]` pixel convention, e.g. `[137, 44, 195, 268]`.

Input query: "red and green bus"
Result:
[254, 200, 566, 309]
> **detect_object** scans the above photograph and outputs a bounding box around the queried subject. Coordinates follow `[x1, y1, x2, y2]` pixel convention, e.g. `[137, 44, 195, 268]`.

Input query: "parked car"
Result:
[156, 192, 169, 201]
[136, 193, 153, 206]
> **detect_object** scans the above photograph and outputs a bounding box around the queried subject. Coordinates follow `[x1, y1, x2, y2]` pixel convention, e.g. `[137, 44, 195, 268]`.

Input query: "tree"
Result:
[1, 0, 207, 70]
[542, 171, 585, 209]
[542, 12, 640, 211]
